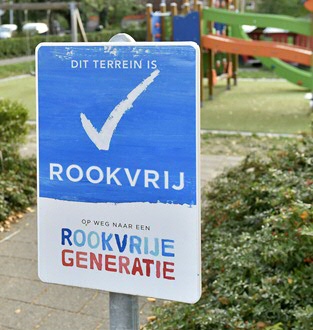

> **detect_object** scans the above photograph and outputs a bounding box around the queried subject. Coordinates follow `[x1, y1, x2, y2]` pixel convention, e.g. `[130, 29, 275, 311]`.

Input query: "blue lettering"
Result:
[130, 236, 142, 254]
[115, 234, 128, 252]
[144, 237, 159, 256]
[101, 233, 113, 251]
[61, 228, 72, 246]
[73, 229, 86, 247]
[162, 239, 175, 257]
[88, 231, 100, 249]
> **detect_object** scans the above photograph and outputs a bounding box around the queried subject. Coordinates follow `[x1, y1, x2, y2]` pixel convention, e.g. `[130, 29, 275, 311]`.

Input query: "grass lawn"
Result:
[0, 61, 35, 79]
[0, 75, 36, 120]
[201, 79, 312, 134]
[1, 69, 312, 134]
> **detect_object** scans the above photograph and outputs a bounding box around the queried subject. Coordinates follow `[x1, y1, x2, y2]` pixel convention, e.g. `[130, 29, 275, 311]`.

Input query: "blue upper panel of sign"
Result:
[37, 43, 199, 205]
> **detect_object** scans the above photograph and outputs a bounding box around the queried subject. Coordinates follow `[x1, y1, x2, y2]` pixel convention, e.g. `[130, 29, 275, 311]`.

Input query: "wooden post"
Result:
[75, 8, 88, 42]
[183, 2, 190, 15]
[170, 2, 177, 41]
[146, 3, 153, 41]
[182, 0, 189, 15]
[160, 2, 166, 41]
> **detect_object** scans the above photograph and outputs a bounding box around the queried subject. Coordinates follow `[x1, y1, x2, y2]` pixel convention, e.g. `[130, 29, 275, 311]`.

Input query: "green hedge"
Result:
[0, 99, 28, 146]
[0, 99, 36, 222]
[0, 155, 36, 222]
[0, 28, 146, 59]
[147, 137, 313, 330]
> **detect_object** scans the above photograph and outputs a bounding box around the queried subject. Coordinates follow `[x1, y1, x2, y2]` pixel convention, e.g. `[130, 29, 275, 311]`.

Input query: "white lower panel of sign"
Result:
[38, 198, 201, 303]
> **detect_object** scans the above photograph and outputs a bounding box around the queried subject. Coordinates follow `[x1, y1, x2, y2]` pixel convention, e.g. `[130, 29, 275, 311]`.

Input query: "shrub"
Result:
[0, 99, 28, 147]
[0, 28, 146, 59]
[0, 99, 36, 223]
[0, 156, 36, 222]
[146, 137, 313, 330]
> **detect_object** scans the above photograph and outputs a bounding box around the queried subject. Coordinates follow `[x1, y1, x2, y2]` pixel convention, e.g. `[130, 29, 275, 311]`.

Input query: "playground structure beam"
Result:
[0, 2, 71, 11]
[203, 8, 310, 37]
[0, 1, 86, 43]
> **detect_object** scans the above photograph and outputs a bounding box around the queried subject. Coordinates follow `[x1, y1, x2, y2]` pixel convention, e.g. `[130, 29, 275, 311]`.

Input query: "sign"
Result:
[37, 42, 201, 303]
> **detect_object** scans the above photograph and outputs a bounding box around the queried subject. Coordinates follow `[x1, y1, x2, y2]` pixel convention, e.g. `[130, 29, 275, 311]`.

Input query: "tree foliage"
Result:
[81, 0, 144, 27]
[256, 0, 307, 17]
[0, 99, 36, 223]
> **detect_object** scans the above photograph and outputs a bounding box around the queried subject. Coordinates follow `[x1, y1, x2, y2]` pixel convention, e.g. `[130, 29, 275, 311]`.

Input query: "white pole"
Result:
[241, 0, 246, 12]
[69, 2, 77, 42]
[9, 0, 13, 24]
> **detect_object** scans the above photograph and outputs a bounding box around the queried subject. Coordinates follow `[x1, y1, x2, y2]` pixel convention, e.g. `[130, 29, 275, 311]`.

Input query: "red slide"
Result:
[202, 34, 311, 66]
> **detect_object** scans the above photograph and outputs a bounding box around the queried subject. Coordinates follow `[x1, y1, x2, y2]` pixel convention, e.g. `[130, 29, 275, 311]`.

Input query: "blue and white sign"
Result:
[37, 42, 201, 303]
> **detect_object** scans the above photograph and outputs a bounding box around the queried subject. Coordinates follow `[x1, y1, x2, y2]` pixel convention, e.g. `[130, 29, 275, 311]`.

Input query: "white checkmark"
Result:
[80, 69, 160, 151]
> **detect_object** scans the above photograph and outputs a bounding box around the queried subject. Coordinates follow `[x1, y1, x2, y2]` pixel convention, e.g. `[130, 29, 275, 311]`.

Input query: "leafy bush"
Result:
[0, 156, 36, 222]
[0, 99, 28, 146]
[146, 138, 313, 330]
[0, 28, 146, 59]
[0, 99, 36, 222]
[123, 28, 146, 41]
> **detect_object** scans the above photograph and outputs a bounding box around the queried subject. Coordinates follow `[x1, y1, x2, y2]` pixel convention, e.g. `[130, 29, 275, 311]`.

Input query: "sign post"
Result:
[108, 33, 139, 330]
[37, 34, 201, 329]
[110, 292, 138, 330]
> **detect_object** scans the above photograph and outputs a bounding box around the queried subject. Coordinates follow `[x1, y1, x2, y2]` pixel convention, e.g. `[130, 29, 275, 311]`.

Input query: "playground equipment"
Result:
[202, 35, 311, 67]
[202, 4, 313, 98]
[147, 0, 224, 102]
[146, 0, 313, 101]
[0, 2, 87, 42]
[146, 0, 238, 100]
[304, 0, 313, 12]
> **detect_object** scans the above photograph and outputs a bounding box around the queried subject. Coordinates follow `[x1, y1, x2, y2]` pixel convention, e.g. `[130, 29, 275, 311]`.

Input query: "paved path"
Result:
[0, 134, 243, 330]
[0, 56, 34, 67]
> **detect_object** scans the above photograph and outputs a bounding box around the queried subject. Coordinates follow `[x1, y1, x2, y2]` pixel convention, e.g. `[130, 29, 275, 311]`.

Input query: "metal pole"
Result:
[69, 2, 77, 42]
[108, 33, 139, 330]
[109, 293, 139, 330]
[9, 0, 13, 24]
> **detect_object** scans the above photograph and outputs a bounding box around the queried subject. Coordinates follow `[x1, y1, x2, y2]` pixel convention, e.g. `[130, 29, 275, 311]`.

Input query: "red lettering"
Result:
[62, 249, 74, 267]
[105, 254, 117, 272]
[142, 259, 154, 277]
[156, 260, 161, 278]
[62, 250, 175, 280]
[131, 257, 143, 276]
[76, 251, 88, 269]
[90, 252, 102, 270]
[119, 256, 130, 274]
[163, 262, 175, 280]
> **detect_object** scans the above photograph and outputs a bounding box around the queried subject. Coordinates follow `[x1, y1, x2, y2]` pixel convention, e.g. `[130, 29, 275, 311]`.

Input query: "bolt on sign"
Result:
[37, 42, 201, 303]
